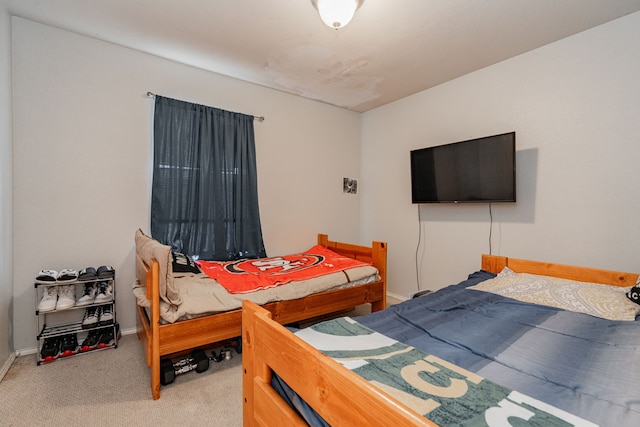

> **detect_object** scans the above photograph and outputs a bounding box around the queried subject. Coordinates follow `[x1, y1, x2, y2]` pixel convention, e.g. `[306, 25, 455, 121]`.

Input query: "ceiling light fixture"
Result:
[311, 0, 363, 30]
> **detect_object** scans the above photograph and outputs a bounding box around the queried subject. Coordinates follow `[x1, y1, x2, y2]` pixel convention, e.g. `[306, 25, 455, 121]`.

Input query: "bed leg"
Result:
[243, 301, 273, 426]
[149, 258, 161, 400]
[371, 297, 386, 312]
[151, 358, 160, 400]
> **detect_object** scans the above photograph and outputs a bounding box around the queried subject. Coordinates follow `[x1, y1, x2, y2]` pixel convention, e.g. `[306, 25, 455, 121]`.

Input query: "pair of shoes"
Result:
[76, 281, 112, 307]
[94, 281, 113, 303]
[41, 334, 80, 361]
[81, 305, 113, 328]
[35, 268, 78, 284]
[76, 282, 97, 306]
[80, 328, 115, 351]
[78, 266, 115, 281]
[37, 285, 76, 312]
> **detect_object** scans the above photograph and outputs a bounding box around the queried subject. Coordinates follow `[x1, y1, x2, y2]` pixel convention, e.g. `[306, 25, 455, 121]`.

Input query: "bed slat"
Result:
[253, 378, 307, 427]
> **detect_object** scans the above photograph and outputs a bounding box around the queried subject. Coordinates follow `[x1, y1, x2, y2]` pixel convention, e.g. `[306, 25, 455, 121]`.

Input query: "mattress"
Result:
[133, 265, 378, 323]
[281, 270, 640, 426]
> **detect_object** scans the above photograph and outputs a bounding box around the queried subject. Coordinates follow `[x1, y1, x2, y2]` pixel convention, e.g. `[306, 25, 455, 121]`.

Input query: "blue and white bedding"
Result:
[279, 270, 640, 426]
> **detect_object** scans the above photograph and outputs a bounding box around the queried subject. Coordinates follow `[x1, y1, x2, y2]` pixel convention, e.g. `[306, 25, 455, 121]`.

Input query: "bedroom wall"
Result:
[360, 11, 640, 297]
[0, 1, 15, 371]
[11, 17, 362, 352]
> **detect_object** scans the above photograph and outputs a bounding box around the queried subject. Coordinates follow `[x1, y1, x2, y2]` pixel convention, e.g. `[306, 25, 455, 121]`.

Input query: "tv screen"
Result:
[410, 132, 516, 204]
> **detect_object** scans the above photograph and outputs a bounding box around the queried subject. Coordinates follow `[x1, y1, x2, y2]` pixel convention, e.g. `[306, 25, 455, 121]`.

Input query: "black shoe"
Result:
[97, 328, 115, 349]
[81, 306, 101, 329]
[98, 305, 113, 326]
[80, 329, 102, 352]
[40, 336, 61, 362]
[97, 265, 115, 279]
[59, 334, 78, 357]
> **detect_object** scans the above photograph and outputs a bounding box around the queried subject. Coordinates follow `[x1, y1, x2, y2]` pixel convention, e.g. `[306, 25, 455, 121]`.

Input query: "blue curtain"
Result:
[151, 96, 266, 261]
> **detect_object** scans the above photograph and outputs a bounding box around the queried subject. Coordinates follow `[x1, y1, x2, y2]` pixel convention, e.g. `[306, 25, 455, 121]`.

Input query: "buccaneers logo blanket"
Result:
[196, 245, 371, 294]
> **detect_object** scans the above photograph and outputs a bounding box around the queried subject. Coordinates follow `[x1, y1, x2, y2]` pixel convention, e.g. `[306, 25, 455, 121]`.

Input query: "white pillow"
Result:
[469, 267, 640, 321]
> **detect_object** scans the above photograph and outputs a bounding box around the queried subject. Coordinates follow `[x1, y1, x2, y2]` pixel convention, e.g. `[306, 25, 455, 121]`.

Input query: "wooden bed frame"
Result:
[135, 233, 387, 400]
[241, 254, 638, 426]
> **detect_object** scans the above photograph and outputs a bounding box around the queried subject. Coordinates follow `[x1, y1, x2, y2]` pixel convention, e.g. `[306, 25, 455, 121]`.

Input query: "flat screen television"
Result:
[410, 132, 516, 204]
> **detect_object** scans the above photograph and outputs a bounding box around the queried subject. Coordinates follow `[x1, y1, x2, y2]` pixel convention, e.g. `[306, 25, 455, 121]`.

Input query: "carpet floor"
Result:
[0, 334, 243, 426]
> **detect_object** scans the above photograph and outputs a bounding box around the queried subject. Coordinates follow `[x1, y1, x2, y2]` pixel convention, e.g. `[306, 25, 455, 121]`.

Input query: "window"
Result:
[151, 96, 266, 261]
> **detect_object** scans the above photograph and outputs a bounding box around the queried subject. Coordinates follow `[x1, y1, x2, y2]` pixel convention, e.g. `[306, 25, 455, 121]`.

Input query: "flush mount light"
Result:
[311, 0, 364, 30]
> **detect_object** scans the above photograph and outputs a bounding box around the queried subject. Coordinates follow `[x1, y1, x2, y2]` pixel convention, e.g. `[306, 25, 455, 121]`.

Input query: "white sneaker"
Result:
[56, 285, 76, 310]
[94, 281, 113, 303]
[76, 282, 97, 306]
[38, 286, 58, 312]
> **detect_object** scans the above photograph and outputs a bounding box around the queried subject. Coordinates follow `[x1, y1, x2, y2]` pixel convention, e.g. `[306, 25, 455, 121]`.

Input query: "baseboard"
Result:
[0, 351, 17, 383]
[386, 291, 408, 305]
[120, 326, 137, 336]
[17, 347, 37, 356]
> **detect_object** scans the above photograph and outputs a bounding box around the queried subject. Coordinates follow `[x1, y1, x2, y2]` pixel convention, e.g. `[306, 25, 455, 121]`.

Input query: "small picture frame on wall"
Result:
[343, 178, 357, 194]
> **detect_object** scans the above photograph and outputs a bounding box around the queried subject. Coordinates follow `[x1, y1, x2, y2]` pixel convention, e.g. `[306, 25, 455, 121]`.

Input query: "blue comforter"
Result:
[356, 271, 640, 426]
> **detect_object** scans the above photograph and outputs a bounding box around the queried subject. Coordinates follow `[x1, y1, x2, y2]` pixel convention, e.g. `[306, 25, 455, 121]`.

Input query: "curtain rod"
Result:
[146, 91, 264, 122]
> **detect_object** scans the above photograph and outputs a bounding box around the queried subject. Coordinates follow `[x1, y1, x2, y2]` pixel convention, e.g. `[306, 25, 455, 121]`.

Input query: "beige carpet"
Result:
[0, 303, 383, 426]
[0, 334, 243, 426]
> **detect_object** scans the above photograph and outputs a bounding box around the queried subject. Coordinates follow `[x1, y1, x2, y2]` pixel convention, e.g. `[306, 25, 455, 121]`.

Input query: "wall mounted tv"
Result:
[410, 132, 516, 204]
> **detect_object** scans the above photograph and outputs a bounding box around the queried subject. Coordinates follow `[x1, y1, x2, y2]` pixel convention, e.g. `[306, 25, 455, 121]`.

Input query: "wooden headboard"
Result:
[482, 254, 637, 287]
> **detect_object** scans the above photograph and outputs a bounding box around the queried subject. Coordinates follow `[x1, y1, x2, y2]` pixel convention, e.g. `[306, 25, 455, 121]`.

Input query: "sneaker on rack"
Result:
[97, 328, 115, 349]
[55, 285, 76, 310]
[81, 306, 101, 329]
[37, 286, 58, 312]
[76, 282, 97, 306]
[59, 333, 79, 357]
[40, 336, 61, 362]
[98, 305, 113, 326]
[94, 281, 113, 303]
[80, 329, 102, 352]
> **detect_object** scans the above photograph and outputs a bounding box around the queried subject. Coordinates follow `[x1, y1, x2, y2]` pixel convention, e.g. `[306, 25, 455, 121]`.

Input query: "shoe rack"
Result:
[35, 269, 118, 365]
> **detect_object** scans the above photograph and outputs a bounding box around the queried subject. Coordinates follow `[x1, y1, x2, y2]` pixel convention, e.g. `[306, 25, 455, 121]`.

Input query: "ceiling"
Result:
[6, 0, 640, 112]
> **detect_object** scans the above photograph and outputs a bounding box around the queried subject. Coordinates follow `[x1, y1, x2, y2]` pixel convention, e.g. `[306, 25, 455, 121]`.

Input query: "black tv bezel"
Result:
[410, 132, 516, 204]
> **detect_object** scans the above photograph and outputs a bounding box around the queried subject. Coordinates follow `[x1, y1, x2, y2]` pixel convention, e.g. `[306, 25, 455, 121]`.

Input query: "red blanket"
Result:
[196, 245, 371, 294]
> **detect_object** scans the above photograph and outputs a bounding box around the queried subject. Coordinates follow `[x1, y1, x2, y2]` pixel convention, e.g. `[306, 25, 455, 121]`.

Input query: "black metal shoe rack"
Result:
[35, 272, 118, 365]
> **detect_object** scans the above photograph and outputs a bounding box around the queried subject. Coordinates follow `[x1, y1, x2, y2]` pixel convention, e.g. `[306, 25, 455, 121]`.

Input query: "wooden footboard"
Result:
[135, 233, 387, 400]
[241, 300, 430, 426]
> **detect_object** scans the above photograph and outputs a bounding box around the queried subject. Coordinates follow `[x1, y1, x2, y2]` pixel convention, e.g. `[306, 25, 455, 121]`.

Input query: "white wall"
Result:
[10, 11, 640, 353]
[11, 17, 362, 352]
[0, 1, 14, 368]
[361, 12, 640, 297]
